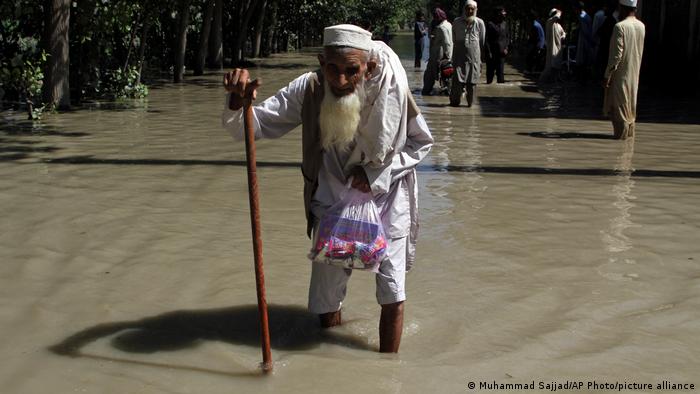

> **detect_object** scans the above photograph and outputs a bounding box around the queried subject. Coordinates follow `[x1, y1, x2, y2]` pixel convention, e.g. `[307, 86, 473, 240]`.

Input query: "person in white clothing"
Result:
[222, 24, 433, 353]
[604, 0, 645, 139]
[540, 8, 567, 83]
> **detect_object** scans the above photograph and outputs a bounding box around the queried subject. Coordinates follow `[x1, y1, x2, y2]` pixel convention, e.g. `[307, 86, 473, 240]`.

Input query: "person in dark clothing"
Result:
[526, 9, 545, 73]
[485, 6, 510, 83]
[594, 0, 619, 81]
[414, 11, 429, 68]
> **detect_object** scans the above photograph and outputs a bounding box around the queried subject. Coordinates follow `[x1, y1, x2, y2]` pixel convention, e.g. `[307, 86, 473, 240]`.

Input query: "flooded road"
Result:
[1, 33, 699, 393]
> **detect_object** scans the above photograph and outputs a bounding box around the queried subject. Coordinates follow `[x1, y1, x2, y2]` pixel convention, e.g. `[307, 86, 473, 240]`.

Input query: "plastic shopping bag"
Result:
[309, 188, 387, 272]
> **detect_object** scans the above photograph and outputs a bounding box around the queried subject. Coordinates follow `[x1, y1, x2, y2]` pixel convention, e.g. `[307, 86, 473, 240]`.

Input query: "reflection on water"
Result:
[462, 116, 485, 211]
[1, 32, 700, 393]
[602, 140, 638, 255]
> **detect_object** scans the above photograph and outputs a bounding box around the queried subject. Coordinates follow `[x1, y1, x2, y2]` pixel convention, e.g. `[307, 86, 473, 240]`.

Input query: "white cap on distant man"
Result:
[323, 24, 372, 51]
[549, 8, 562, 18]
[466, 0, 477, 7]
[619, 0, 637, 6]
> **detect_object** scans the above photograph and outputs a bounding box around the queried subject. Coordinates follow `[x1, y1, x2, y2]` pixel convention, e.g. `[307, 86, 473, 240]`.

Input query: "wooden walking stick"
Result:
[242, 93, 273, 373]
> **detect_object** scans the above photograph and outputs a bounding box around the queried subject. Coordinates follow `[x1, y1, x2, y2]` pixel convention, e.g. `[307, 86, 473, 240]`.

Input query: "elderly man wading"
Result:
[450, 0, 485, 107]
[222, 24, 434, 352]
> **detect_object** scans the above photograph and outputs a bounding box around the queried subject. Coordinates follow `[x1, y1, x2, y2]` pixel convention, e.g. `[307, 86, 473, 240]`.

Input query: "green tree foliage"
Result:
[276, 0, 426, 49]
[2, 0, 441, 119]
[70, 0, 156, 100]
[0, 3, 47, 119]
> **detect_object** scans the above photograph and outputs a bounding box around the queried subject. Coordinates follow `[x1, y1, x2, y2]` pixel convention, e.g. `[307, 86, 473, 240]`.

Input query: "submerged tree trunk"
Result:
[194, 0, 214, 75]
[174, 0, 190, 83]
[136, 18, 152, 86]
[252, 0, 267, 58]
[207, 0, 223, 69]
[123, 17, 140, 73]
[45, 0, 71, 109]
[232, 0, 258, 64]
[264, 0, 278, 56]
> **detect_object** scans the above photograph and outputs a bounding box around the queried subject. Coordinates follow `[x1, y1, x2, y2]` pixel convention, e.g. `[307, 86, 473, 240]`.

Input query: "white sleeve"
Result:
[361, 69, 407, 195]
[479, 20, 486, 48]
[391, 114, 434, 179]
[221, 72, 311, 141]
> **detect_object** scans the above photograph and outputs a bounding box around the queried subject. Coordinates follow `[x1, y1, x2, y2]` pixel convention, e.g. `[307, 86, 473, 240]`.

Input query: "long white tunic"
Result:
[222, 41, 434, 269]
[452, 16, 485, 85]
[604, 16, 645, 138]
[430, 20, 454, 62]
[545, 17, 566, 70]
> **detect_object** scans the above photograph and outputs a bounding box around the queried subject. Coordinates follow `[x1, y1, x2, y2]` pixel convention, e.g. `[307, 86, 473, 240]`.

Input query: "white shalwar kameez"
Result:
[222, 41, 434, 314]
[604, 16, 645, 140]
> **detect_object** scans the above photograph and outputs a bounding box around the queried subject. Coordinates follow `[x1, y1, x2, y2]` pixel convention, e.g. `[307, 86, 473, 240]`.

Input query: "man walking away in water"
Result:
[603, 0, 645, 140]
[414, 11, 429, 68]
[540, 8, 566, 83]
[485, 6, 509, 84]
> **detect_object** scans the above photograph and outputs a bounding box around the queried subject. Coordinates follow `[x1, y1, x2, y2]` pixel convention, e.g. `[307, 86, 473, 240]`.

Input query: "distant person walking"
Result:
[526, 9, 546, 73]
[592, 0, 606, 51]
[540, 8, 566, 83]
[414, 11, 429, 68]
[485, 6, 510, 84]
[604, 0, 645, 140]
[575, 1, 595, 82]
[595, 1, 619, 81]
[422, 8, 453, 95]
[450, 1, 485, 107]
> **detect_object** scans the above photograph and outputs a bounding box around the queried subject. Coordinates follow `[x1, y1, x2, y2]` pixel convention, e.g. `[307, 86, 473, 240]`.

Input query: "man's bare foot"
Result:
[320, 310, 342, 328]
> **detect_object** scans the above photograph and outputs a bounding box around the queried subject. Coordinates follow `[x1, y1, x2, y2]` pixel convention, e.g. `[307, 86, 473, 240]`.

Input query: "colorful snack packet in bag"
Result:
[309, 188, 387, 271]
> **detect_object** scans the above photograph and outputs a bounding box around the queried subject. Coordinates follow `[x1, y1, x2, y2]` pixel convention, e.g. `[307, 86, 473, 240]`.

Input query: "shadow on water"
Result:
[416, 164, 700, 178]
[0, 121, 90, 138]
[478, 95, 603, 121]
[0, 153, 29, 162]
[0, 121, 84, 161]
[517, 131, 615, 139]
[498, 56, 700, 125]
[30, 155, 700, 179]
[144, 62, 310, 91]
[42, 156, 301, 168]
[50, 304, 375, 377]
[0, 145, 62, 153]
[479, 88, 700, 125]
[68, 102, 163, 113]
[419, 103, 451, 108]
[256, 63, 311, 70]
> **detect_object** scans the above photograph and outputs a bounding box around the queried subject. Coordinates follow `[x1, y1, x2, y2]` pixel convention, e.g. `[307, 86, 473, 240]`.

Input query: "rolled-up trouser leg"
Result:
[486, 60, 495, 83]
[497, 57, 506, 83]
[414, 43, 422, 68]
[449, 75, 463, 106]
[309, 236, 408, 313]
[308, 263, 351, 314]
[466, 83, 475, 107]
[375, 237, 408, 305]
[422, 60, 438, 95]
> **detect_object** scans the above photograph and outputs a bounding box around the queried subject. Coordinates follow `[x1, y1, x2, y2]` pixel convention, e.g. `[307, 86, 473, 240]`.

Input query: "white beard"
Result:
[318, 80, 364, 151]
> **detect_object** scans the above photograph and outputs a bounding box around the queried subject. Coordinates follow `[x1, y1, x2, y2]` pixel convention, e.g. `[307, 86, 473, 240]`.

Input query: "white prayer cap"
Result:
[466, 0, 477, 8]
[323, 24, 372, 51]
[619, 0, 637, 6]
[549, 8, 562, 18]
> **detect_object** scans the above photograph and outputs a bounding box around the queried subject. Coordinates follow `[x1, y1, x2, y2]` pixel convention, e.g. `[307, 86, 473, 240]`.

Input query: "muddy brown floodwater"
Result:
[1, 33, 699, 393]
